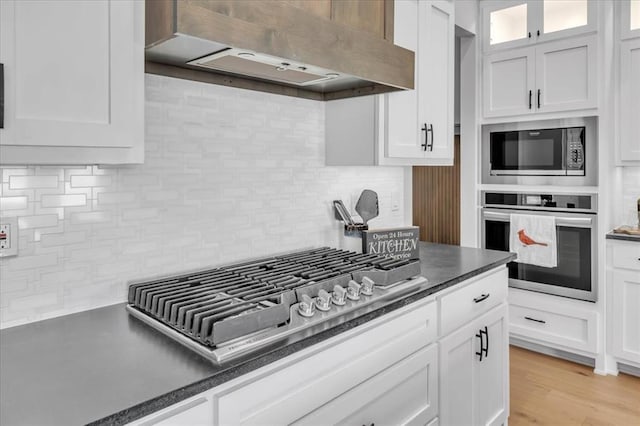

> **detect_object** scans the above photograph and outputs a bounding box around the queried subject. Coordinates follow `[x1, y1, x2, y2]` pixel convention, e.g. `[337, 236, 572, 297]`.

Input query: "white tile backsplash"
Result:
[0, 74, 406, 328]
[620, 167, 640, 225]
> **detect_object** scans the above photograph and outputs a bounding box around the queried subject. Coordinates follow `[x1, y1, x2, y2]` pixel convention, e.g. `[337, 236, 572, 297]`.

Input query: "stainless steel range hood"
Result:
[144, 0, 415, 101]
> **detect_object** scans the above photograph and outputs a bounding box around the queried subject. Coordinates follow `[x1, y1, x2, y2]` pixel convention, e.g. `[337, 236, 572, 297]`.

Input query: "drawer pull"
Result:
[473, 293, 490, 303]
[524, 316, 546, 324]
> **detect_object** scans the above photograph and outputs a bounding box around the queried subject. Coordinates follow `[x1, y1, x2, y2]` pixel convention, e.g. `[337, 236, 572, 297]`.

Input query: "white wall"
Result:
[0, 75, 406, 328]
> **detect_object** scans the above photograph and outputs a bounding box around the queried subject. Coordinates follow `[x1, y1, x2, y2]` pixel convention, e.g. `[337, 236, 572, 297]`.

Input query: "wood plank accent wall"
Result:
[412, 136, 460, 245]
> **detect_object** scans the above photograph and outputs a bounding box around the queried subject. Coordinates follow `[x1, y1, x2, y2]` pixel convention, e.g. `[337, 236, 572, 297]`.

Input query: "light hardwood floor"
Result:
[510, 345, 640, 425]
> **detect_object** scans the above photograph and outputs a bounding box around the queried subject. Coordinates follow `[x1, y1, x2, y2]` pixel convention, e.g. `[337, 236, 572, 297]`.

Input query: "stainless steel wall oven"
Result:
[481, 192, 597, 302]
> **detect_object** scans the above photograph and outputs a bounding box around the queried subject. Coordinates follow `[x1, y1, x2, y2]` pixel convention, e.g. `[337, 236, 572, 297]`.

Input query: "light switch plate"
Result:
[0, 217, 18, 257]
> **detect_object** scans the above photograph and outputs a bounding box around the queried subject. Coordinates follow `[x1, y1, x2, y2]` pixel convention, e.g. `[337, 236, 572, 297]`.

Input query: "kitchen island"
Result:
[0, 243, 514, 425]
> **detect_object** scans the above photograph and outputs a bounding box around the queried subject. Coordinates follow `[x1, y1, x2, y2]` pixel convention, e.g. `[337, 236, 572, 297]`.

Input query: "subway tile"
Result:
[9, 291, 59, 311]
[9, 175, 59, 189]
[70, 175, 113, 188]
[122, 208, 159, 221]
[8, 253, 58, 271]
[70, 211, 112, 225]
[0, 196, 28, 210]
[40, 231, 87, 248]
[97, 192, 137, 205]
[18, 214, 58, 229]
[40, 269, 88, 286]
[41, 194, 87, 208]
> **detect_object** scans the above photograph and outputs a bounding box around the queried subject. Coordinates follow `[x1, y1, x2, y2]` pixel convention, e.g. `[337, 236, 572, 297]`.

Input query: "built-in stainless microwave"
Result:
[481, 117, 597, 186]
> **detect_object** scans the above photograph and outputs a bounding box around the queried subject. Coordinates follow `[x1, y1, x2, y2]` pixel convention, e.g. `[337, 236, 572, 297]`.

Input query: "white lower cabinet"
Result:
[296, 344, 438, 426]
[131, 266, 510, 426]
[607, 240, 640, 367]
[440, 304, 509, 426]
[508, 288, 599, 356]
[214, 299, 438, 425]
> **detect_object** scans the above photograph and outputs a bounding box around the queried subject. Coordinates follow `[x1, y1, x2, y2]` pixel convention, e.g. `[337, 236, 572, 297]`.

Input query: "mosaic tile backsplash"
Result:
[0, 75, 406, 328]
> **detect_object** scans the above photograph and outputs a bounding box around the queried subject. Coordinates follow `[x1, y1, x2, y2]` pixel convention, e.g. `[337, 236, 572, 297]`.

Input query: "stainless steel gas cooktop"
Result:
[126, 247, 428, 364]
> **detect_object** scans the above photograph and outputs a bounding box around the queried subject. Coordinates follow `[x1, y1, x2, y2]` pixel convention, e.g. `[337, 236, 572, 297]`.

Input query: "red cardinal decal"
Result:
[517, 229, 548, 247]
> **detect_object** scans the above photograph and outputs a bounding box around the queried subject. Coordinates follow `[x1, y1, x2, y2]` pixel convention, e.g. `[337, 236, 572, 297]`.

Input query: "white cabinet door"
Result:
[610, 270, 640, 365]
[296, 344, 438, 426]
[440, 304, 508, 426]
[422, 0, 454, 163]
[0, 0, 144, 164]
[215, 300, 437, 425]
[483, 47, 535, 117]
[386, 0, 421, 159]
[385, 0, 454, 164]
[481, 0, 597, 52]
[483, 35, 597, 118]
[481, 0, 531, 52]
[483, 48, 535, 118]
[620, 38, 640, 162]
[475, 305, 509, 426]
[535, 35, 597, 113]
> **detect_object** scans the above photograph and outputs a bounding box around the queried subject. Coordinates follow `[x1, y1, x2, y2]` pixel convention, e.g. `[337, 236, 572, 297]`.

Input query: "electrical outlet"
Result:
[0, 217, 18, 257]
[391, 191, 400, 212]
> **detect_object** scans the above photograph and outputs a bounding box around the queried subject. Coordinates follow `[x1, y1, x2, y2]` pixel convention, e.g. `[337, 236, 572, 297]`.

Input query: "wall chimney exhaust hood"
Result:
[144, 0, 415, 101]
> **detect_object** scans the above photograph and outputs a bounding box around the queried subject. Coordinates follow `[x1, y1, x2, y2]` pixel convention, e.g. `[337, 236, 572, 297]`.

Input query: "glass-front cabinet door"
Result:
[482, 0, 597, 51]
[621, 0, 640, 40]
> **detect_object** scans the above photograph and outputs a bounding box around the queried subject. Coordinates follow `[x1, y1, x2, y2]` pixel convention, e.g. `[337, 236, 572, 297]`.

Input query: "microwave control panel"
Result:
[566, 128, 585, 170]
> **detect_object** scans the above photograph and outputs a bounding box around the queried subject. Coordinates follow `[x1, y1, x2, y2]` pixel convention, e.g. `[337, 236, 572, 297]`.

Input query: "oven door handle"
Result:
[482, 211, 593, 227]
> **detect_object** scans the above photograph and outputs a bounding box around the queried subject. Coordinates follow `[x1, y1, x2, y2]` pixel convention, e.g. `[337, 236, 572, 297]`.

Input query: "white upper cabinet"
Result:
[535, 35, 598, 113]
[482, 0, 597, 52]
[618, 1, 640, 163]
[483, 35, 597, 118]
[483, 47, 535, 117]
[381, 0, 455, 164]
[0, 0, 144, 165]
[325, 0, 455, 166]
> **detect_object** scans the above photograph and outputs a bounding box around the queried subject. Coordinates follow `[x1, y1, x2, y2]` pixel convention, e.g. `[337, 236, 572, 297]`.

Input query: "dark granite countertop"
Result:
[0, 243, 514, 426]
[606, 231, 640, 243]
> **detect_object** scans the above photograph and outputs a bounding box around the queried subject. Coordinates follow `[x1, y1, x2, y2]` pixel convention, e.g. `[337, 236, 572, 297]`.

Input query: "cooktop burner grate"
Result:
[127, 247, 420, 347]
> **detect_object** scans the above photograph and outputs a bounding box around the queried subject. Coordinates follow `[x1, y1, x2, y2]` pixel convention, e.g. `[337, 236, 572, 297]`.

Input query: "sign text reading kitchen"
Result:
[362, 227, 419, 260]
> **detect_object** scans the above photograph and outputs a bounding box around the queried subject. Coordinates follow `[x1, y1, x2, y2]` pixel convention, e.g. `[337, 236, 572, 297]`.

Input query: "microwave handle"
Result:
[483, 211, 593, 227]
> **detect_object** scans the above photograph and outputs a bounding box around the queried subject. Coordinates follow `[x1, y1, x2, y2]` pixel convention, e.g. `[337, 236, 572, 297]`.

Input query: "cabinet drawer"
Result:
[133, 396, 213, 426]
[215, 299, 437, 425]
[296, 344, 438, 426]
[439, 267, 508, 336]
[509, 303, 598, 354]
[612, 242, 640, 271]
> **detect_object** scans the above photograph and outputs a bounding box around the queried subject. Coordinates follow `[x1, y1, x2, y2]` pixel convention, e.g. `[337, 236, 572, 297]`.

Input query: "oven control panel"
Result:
[483, 192, 597, 213]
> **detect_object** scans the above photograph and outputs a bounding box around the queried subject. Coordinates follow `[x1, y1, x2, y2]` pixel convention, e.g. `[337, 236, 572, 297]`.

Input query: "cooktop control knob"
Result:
[347, 280, 361, 301]
[332, 285, 347, 306]
[361, 276, 375, 296]
[298, 294, 316, 317]
[316, 289, 332, 311]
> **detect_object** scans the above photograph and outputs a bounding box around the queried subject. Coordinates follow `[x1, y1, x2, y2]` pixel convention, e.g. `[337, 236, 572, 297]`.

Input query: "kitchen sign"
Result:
[362, 226, 419, 260]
